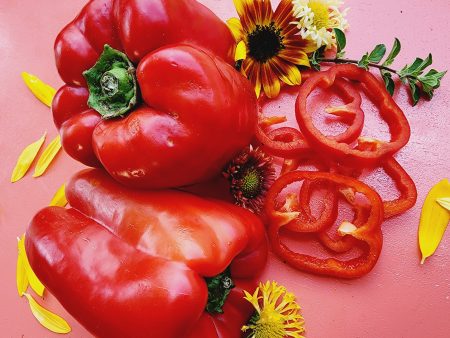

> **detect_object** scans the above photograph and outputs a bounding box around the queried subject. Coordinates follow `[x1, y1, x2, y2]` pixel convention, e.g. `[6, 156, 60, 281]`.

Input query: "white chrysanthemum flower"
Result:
[292, 0, 349, 49]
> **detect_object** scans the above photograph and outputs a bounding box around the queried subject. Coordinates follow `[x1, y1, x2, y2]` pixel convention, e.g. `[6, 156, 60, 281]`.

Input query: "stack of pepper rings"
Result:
[258, 64, 417, 279]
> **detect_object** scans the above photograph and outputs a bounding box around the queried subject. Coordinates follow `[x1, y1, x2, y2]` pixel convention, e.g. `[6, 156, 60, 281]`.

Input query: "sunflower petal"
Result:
[273, 59, 302, 86]
[261, 63, 281, 98]
[11, 133, 46, 183]
[24, 293, 71, 334]
[18, 235, 45, 297]
[49, 184, 68, 207]
[233, 0, 247, 17]
[246, 60, 262, 98]
[273, 0, 295, 28]
[33, 135, 62, 178]
[235, 40, 248, 61]
[16, 237, 29, 296]
[21, 72, 56, 107]
[227, 17, 244, 41]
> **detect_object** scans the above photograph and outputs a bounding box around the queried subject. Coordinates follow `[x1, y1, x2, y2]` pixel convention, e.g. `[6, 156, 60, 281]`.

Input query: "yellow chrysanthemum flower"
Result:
[242, 281, 305, 338]
[292, 0, 349, 49]
[228, 0, 317, 99]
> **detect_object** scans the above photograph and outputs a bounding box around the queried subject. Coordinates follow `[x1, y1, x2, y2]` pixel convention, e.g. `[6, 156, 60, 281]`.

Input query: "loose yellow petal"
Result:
[16, 237, 29, 296]
[419, 179, 450, 264]
[18, 235, 45, 297]
[24, 293, 71, 334]
[436, 197, 450, 211]
[235, 40, 247, 62]
[33, 135, 62, 178]
[11, 133, 46, 182]
[49, 184, 68, 207]
[21, 72, 56, 107]
[227, 17, 244, 41]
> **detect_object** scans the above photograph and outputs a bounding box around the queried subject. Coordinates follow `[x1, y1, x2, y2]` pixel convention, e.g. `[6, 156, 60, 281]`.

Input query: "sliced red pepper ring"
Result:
[318, 201, 370, 254]
[265, 171, 383, 279]
[354, 139, 417, 219]
[269, 158, 336, 233]
[296, 64, 411, 168]
[256, 77, 363, 158]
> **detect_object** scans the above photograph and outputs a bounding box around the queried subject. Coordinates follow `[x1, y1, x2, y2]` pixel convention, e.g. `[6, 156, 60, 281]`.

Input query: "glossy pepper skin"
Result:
[54, 0, 235, 86]
[25, 169, 268, 338]
[52, 0, 257, 189]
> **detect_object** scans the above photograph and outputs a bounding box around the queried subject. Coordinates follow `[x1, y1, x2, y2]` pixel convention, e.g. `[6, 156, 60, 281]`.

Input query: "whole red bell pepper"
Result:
[25, 169, 268, 338]
[52, 0, 256, 189]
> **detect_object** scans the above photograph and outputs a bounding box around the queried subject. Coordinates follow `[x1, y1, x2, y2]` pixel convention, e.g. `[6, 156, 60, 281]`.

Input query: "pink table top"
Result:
[1, 0, 449, 337]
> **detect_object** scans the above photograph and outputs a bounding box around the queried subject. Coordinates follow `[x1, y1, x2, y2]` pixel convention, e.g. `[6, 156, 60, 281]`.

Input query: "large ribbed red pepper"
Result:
[52, 0, 257, 189]
[25, 169, 267, 338]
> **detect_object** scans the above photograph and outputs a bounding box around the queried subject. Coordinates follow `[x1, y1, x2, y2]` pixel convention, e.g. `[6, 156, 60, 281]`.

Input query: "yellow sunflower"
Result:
[228, 0, 317, 99]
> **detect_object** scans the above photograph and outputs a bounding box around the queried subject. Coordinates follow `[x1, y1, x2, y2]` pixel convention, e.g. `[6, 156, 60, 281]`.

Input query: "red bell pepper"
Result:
[52, 0, 255, 189]
[296, 64, 411, 167]
[53, 44, 257, 189]
[25, 169, 268, 338]
[265, 171, 383, 278]
[54, 0, 235, 86]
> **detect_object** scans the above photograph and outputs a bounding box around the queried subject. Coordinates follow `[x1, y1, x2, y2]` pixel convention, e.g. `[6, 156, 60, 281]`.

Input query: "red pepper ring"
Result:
[381, 157, 417, 218]
[317, 202, 370, 254]
[296, 64, 411, 168]
[256, 124, 311, 158]
[265, 171, 383, 279]
[256, 77, 363, 158]
[354, 140, 418, 219]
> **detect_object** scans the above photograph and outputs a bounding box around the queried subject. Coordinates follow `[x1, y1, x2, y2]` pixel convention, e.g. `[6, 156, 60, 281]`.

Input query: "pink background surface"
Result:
[1, 0, 449, 337]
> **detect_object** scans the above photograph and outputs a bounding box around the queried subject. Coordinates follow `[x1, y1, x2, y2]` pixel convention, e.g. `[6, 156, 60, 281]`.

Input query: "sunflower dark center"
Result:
[247, 22, 285, 63]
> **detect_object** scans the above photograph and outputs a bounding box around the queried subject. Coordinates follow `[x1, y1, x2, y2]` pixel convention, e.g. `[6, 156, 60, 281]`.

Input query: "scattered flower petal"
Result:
[24, 293, 71, 334]
[436, 197, 450, 211]
[49, 184, 68, 207]
[11, 133, 46, 182]
[419, 179, 450, 264]
[16, 237, 29, 296]
[21, 72, 56, 107]
[33, 135, 62, 178]
[17, 235, 45, 297]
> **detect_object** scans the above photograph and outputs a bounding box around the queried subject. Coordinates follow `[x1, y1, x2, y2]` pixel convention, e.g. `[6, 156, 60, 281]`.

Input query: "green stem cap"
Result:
[205, 268, 235, 314]
[83, 45, 138, 118]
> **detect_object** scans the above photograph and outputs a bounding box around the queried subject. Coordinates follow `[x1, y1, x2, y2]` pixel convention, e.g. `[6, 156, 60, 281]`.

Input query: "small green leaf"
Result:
[400, 54, 433, 78]
[334, 28, 346, 53]
[381, 70, 395, 96]
[383, 38, 401, 67]
[357, 53, 369, 70]
[309, 46, 325, 71]
[408, 79, 420, 106]
[367, 44, 386, 64]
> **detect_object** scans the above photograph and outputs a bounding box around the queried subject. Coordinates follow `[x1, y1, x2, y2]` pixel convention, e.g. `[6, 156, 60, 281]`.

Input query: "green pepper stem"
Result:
[205, 268, 235, 314]
[83, 45, 138, 119]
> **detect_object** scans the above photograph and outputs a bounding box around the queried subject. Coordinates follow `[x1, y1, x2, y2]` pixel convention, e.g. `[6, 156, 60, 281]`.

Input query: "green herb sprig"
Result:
[310, 29, 447, 106]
